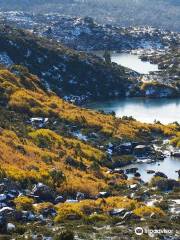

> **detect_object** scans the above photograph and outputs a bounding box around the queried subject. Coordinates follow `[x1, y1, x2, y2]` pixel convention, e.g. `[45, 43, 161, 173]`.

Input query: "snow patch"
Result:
[0, 52, 14, 67]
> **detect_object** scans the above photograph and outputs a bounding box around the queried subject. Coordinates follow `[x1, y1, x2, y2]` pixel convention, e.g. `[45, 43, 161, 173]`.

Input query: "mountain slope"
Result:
[2, 13, 176, 51]
[0, 64, 180, 239]
[0, 65, 178, 194]
[0, 0, 179, 31]
[0, 25, 135, 100]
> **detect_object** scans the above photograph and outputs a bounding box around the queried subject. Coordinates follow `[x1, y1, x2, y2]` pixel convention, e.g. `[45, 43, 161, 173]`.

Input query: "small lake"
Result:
[86, 98, 180, 124]
[94, 52, 159, 74]
[88, 51, 180, 181]
[87, 98, 180, 181]
[123, 156, 180, 182]
[111, 53, 159, 74]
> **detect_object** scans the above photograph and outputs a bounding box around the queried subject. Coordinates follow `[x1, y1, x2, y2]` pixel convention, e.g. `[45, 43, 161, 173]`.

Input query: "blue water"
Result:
[86, 98, 180, 124]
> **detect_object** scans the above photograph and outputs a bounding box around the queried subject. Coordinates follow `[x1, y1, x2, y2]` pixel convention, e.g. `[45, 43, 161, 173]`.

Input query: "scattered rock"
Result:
[134, 172, 141, 178]
[147, 170, 155, 174]
[76, 192, 85, 201]
[54, 196, 64, 204]
[129, 184, 138, 190]
[119, 173, 128, 180]
[0, 207, 14, 217]
[109, 208, 126, 217]
[126, 168, 138, 174]
[154, 172, 168, 178]
[7, 223, 16, 232]
[171, 152, 180, 158]
[134, 145, 154, 157]
[175, 170, 180, 178]
[96, 192, 110, 198]
[113, 168, 124, 174]
[32, 183, 56, 202]
[122, 211, 140, 221]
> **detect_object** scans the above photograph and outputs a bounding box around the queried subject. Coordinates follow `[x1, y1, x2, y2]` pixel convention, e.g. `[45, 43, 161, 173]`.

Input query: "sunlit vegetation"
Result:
[0, 127, 108, 195]
[34, 202, 54, 214]
[55, 196, 138, 222]
[14, 196, 34, 211]
[1, 66, 179, 138]
[170, 132, 180, 147]
[54, 196, 164, 222]
[0, 65, 179, 196]
[133, 206, 165, 218]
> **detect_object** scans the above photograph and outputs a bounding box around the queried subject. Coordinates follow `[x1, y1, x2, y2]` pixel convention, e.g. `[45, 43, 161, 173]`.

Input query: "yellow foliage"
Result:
[0, 67, 179, 197]
[133, 206, 165, 218]
[0, 128, 107, 195]
[54, 196, 145, 222]
[34, 202, 54, 214]
[1, 68, 178, 140]
[14, 196, 34, 211]
[96, 196, 142, 212]
[56, 196, 141, 216]
[86, 213, 109, 223]
[170, 132, 180, 147]
[55, 204, 84, 222]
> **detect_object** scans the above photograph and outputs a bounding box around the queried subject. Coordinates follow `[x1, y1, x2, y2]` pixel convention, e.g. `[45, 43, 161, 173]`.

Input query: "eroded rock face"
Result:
[1, 12, 178, 50]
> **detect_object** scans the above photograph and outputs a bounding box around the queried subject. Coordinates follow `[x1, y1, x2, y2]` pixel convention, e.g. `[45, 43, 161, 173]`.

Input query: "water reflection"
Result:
[123, 156, 180, 182]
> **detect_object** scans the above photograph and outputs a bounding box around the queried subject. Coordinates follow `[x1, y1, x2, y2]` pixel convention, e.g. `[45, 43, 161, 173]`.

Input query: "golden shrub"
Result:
[133, 206, 165, 218]
[14, 196, 34, 211]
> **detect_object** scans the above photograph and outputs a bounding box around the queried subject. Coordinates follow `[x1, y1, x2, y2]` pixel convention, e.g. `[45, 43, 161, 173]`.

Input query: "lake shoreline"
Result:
[85, 97, 180, 124]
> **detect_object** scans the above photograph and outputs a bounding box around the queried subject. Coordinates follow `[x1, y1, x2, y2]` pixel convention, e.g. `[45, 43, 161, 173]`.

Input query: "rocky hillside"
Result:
[0, 64, 180, 239]
[0, 65, 161, 189]
[137, 46, 180, 97]
[0, 20, 179, 100]
[1, 13, 179, 98]
[1, 64, 179, 192]
[1, 12, 179, 51]
[0, 24, 138, 101]
[0, 0, 179, 31]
